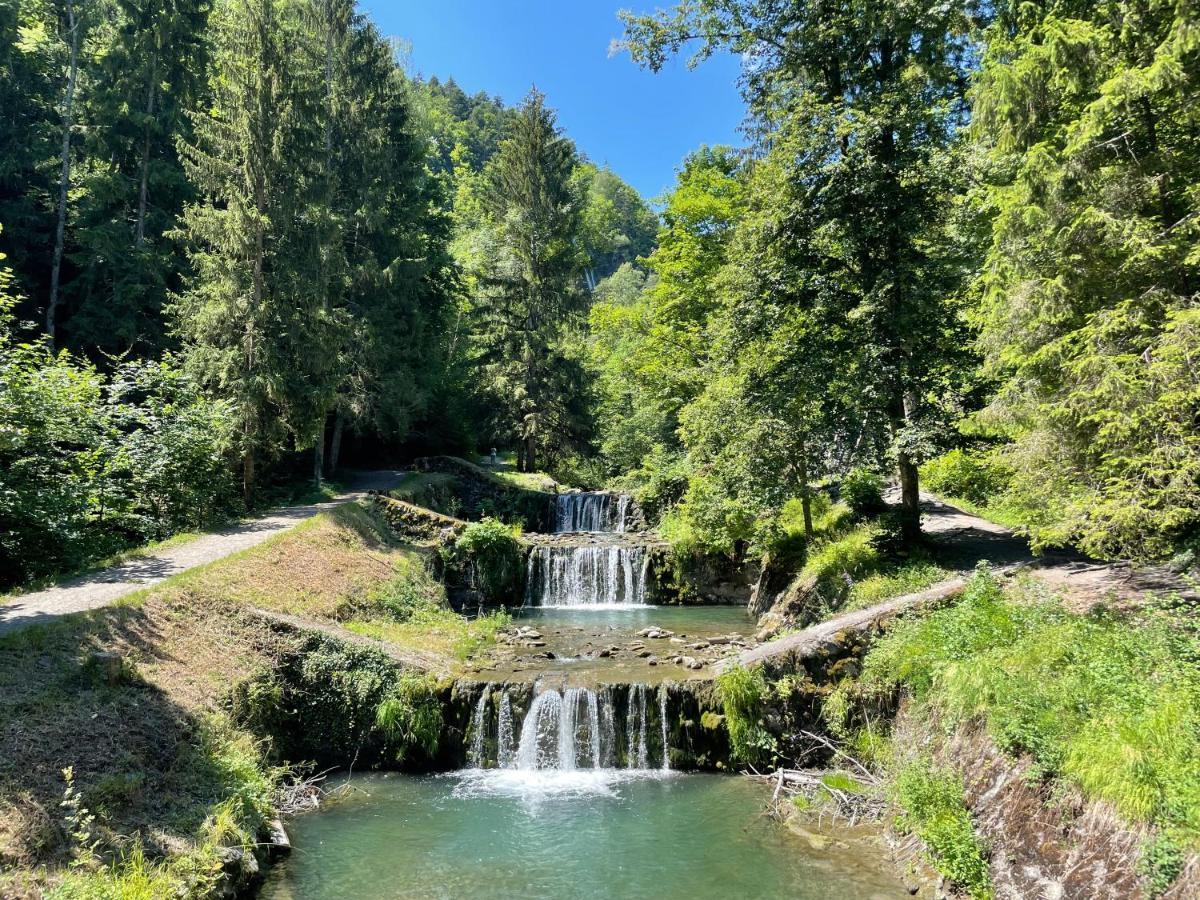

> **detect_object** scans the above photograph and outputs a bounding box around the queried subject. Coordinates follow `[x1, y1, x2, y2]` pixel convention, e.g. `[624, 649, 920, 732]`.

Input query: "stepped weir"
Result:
[466, 683, 671, 771]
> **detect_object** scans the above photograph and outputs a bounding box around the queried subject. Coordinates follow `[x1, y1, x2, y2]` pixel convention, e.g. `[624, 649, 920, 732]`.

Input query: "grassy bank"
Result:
[0, 498, 504, 897]
[823, 570, 1200, 896]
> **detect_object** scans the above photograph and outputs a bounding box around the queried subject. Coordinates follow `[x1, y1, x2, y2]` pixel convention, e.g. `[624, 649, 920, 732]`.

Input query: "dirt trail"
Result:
[915, 491, 1198, 611]
[0, 471, 404, 637]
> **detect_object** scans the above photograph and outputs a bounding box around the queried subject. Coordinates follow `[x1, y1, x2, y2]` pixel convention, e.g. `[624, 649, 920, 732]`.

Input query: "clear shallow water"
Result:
[513, 604, 751, 631]
[259, 772, 908, 900]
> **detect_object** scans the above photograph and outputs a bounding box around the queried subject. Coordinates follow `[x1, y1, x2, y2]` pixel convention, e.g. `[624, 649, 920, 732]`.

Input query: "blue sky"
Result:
[360, 1, 747, 200]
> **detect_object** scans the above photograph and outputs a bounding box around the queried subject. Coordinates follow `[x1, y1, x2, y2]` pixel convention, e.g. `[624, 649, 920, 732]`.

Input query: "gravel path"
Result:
[0, 470, 403, 637]
[910, 491, 1199, 611]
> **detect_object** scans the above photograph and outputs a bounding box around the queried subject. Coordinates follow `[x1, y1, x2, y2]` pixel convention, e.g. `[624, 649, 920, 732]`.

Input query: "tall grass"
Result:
[854, 571, 1200, 846]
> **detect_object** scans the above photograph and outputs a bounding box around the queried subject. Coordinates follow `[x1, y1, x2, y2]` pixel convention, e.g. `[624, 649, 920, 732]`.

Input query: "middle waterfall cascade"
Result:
[554, 492, 631, 533]
[467, 684, 671, 772]
[523, 543, 650, 607]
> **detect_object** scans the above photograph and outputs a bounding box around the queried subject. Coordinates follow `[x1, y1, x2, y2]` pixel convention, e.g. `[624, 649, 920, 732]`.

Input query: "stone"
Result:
[680, 656, 698, 668]
[669, 637, 686, 645]
[597, 648, 612, 658]
[688, 641, 711, 650]
[637, 649, 653, 658]
[687, 659, 704, 670]
[87, 651, 124, 685]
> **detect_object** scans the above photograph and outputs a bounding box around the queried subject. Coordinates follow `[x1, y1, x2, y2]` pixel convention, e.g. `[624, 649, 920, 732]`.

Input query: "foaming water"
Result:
[523, 544, 650, 606]
[451, 766, 675, 803]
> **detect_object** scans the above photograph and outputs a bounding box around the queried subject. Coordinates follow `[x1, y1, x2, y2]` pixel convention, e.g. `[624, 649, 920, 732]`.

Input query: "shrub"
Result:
[921, 449, 1011, 506]
[448, 518, 524, 603]
[231, 636, 443, 768]
[840, 468, 886, 518]
[893, 760, 992, 899]
[716, 664, 777, 765]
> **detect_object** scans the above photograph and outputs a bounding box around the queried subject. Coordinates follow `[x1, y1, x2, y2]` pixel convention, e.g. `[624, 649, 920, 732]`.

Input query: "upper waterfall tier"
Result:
[554, 491, 631, 533]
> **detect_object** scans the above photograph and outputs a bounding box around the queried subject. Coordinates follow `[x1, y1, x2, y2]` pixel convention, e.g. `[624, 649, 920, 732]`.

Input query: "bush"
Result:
[231, 636, 443, 768]
[840, 468, 886, 518]
[921, 449, 1011, 506]
[894, 760, 992, 899]
[716, 664, 777, 765]
[447, 518, 524, 603]
[0, 294, 240, 588]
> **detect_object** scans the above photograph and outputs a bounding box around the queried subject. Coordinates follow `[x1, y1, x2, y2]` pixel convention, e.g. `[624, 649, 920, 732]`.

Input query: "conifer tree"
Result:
[473, 90, 586, 472]
[172, 0, 324, 501]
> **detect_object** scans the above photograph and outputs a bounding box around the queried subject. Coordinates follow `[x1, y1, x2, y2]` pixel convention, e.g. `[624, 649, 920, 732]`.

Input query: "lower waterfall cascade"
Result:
[467, 683, 672, 772]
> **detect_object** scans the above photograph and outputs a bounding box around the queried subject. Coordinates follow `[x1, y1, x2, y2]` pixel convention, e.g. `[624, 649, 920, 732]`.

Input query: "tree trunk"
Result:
[524, 433, 537, 474]
[329, 413, 344, 472]
[243, 449, 255, 506]
[798, 438, 814, 541]
[47, 0, 80, 348]
[134, 53, 158, 248]
[313, 418, 325, 488]
[897, 391, 921, 540]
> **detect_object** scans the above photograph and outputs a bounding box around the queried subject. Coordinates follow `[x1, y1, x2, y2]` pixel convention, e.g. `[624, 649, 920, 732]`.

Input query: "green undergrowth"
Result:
[716, 665, 777, 766]
[831, 569, 1200, 854]
[231, 635, 442, 769]
[440, 518, 525, 603]
[793, 517, 950, 622]
[893, 760, 992, 899]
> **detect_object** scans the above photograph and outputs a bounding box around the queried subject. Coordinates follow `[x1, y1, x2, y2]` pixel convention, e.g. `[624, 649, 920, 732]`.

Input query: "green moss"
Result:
[700, 710, 725, 730]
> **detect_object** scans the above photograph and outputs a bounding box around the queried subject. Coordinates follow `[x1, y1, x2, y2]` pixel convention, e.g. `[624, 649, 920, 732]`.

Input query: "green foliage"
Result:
[840, 469, 887, 519]
[447, 518, 525, 603]
[893, 760, 992, 899]
[1140, 832, 1186, 899]
[231, 636, 443, 769]
[921, 449, 1011, 507]
[374, 673, 443, 763]
[716, 664, 777, 765]
[858, 571, 1200, 844]
[967, 0, 1200, 559]
[0, 297, 239, 588]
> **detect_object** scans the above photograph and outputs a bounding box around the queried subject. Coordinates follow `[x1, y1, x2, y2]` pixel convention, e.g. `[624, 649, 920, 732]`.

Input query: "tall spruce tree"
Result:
[68, 0, 210, 356]
[472, 90, 586, 472]
[172, 0, 324, 501]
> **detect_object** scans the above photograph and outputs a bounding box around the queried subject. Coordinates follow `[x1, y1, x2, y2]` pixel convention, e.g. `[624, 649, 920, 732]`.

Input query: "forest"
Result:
[1, 2, 1199, 899]
[3, 0, 1197, 592]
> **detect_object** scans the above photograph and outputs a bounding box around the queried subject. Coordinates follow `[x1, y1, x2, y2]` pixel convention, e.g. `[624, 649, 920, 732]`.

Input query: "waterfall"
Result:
[554, 492, 632, 533]
[474, 685, 669, 771]
[626, 684, 649, 769]
[468, 687, 491, 767]
[659, 684, 670, 771]
[524, 544, 650, 607]
[497, 692, 515, 769]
